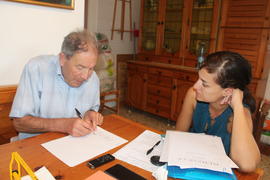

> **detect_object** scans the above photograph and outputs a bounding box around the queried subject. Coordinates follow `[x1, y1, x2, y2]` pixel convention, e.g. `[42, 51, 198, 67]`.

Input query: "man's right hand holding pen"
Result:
[66, 108, 103, 137]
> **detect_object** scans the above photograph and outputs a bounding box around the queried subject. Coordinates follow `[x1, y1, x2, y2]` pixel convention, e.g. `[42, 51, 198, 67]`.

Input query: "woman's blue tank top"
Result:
[190, 101, 233, 154]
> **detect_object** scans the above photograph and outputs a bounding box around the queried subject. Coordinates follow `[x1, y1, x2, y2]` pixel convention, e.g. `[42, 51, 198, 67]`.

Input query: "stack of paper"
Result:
[160, 131, 238, 179]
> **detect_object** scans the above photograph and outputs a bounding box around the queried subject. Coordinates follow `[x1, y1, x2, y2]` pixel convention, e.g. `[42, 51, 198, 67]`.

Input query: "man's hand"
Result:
[84, 111, 104, 131]
[65, 118, 94, 137]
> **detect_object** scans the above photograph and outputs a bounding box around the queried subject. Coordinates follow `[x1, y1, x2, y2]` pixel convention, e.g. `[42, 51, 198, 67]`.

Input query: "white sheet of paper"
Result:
[160, 131, 238, 174]
[21, 166, 55, 180]
[113, 130, 162, 172]
[42, 126, 127, 167]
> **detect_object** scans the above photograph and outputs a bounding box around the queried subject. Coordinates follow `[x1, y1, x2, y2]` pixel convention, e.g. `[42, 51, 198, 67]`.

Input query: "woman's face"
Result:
[193, 68, 225, 103]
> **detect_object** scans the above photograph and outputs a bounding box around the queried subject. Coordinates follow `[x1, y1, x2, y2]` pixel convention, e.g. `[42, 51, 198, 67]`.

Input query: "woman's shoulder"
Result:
[185, 87, 197, 110]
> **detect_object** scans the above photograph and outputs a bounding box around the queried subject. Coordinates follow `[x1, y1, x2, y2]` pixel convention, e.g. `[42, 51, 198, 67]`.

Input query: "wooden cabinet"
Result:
[127, 64, 147, 109]
[218, 0, 270, 79]
[217, 0, 270, 155]
[146, 67, 174, 118]
[126, 61, 197, 121]
[138, 0, 220, 67]
[127, 0, 270, 133]
[171, 72, 197, 120]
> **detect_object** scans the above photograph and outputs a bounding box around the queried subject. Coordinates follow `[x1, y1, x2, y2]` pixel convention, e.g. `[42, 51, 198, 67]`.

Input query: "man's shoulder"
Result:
[24, 55, 58, 75]
[27, 55, 58, 66]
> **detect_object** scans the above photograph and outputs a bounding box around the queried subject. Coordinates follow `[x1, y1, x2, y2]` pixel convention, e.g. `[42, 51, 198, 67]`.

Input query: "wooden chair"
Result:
[99, 90, 120, 114]
[253, 98, 270, 144]
[0, 85, 18, 144]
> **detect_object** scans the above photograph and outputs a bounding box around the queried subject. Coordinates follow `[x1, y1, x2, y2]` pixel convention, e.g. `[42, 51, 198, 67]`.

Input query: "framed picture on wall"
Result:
[6, 0, 74, 10]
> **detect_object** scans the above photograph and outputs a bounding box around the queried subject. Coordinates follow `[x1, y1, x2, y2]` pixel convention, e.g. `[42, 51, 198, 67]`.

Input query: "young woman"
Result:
[176, 51, 260, 173]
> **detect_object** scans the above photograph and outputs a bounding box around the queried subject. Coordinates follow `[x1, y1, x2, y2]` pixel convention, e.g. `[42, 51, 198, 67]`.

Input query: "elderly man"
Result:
[10, 30, 103, 140]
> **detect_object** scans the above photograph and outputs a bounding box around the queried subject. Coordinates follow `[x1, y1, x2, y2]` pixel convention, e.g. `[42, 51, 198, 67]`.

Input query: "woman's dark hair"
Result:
[200, 51, 256, 112]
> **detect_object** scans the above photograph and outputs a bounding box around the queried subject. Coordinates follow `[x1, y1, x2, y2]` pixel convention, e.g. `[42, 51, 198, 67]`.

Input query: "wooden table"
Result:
[0, 114, 264, 180]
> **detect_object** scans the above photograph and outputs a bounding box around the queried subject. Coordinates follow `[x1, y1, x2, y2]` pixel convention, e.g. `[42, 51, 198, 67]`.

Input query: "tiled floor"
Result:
[106, 104, 270, 180]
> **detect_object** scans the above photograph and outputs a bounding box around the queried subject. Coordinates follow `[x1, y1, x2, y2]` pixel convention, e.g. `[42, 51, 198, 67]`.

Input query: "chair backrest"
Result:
[0, 85, 18, 144]
[99, 90, 120, 114]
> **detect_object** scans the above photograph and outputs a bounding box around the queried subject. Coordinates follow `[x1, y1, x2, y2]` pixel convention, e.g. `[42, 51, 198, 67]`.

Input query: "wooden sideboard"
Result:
[0, 85, 17, 144]
[127, 61, 197, 121]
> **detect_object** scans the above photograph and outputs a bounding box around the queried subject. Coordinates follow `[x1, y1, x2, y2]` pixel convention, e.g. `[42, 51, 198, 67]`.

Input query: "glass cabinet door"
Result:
[161, 0, 184, 56]
[141, 0, 160, 53]
[188, 0, 215, 56]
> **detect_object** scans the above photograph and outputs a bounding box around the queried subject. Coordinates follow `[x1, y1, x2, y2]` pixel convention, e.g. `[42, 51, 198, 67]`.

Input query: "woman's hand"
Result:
[220, 88, 243, 110]
[229, 89, 244, 110]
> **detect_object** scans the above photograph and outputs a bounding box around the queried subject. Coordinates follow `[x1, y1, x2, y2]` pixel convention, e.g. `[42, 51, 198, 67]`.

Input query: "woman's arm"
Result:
[175, 87, 196, 131]
[229, 89, 261, 172]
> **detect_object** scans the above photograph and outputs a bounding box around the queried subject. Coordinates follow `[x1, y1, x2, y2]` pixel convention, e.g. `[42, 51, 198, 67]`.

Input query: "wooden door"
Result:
[127, 67, 147, 109]
[171, 79, 194, 121]
[158, 0, 185, 58]
[138, 0, 161, 55]
[183, 0, 220, 68]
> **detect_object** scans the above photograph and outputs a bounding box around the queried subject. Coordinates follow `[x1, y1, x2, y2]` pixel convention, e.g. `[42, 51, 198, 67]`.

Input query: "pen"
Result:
[75, 108, 96, 134]
[75, 108, 82, 119]
[146, 140, 161, 155]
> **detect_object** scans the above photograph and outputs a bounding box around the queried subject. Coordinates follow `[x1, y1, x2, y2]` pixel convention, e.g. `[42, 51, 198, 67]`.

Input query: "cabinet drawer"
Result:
[146, 104, 171, 118]
[148, 75, 172, 87]
[174, 71, 197, 82]
[149, 67, 174, 77]
[147, 84, 171, 98]
[147, 94, 171, 109]
[127, 64, 148, 73]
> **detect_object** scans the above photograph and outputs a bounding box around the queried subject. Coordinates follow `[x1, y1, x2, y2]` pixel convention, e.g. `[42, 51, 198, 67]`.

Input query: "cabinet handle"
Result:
[186, 76, 190, 81]
[157, 90, 160, 94]
[157, 22, 160, 25]
[156, 100, 160, 104]
[145, 57, 149, 61]
[158, 71, 162, 75]
[160, 21, 164, 25]
[173, 85, 176, 89]
[168, 59, 172, 64]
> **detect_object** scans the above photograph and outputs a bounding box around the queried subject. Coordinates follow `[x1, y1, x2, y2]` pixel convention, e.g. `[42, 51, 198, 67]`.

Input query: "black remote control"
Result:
[87, 154, 115, 169]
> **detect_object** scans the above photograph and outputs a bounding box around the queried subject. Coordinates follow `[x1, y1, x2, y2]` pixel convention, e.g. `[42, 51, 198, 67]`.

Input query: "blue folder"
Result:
[167, 166, 237, 180]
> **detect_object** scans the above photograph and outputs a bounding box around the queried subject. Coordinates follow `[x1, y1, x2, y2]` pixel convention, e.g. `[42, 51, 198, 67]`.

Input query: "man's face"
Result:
[59, 47, 98, 87]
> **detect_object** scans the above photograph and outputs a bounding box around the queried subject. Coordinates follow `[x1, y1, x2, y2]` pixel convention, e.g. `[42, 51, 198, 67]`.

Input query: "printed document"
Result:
[114, 130, 162, 172]
[42, 126, 127, 167]
[160, 131, 238, 174]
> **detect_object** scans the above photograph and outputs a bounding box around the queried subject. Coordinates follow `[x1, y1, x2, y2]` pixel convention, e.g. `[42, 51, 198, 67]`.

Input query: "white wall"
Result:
[0, 0, 85, 85]
[87, 0, 140, 55]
